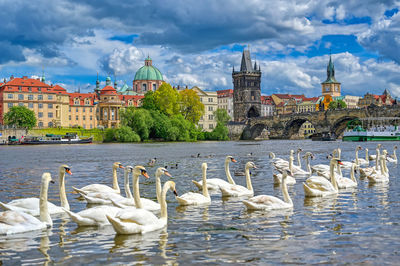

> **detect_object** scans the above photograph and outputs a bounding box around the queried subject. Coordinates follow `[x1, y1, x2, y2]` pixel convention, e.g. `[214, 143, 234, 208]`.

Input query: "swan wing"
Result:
[76, 184, 118, 194]
[305, 176, 335, 191]
[0, 211, 46, 235]
[115, 208, 159, 225]
[0, 198, 63, 216]
[177, 192, 210, 205]
[337, 177, 357, 189]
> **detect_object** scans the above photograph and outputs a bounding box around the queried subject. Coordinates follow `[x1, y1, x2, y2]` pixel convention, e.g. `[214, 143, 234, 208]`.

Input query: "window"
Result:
[251, 91, 255, 101]
[38, 112, 43, 118]
[142, 83, 147, 91]
[18, 86, 22, 91]
[38, 122, 43, 127]
[19, 102, 24, 106]
[69, 115, 71, 120]
[28, 103, 33, 108]
[18, 94, 24, 100]
[38, 95, 43, 100]
[85, 99, 90, 105]
[83, 125, 86, 129]
[83, 107, 85, 112]
[28, 95, 33, 100]
[48, 122, 53, 128]
[153, 84, 156, 90]
[199, 124, 203, 129]
[38, 88, 41, 92]
[48, 103, 53, 108]
[28, 87, 32, 92]
[209, 124, 214, 129]
[48, 112, 53, 118]
[83, 115, 86, 121]
[208, 106, 213, 111]
[90, 116, 93, 120]
[48, 95, 53, 100]
[8, 103, 13, 108]
[90, 124, 93, 129]
[74, 99, 80, 105]
[208, 114, 213, 120]
[90, 107, 92, 112]
[38, 103, 43, 108]
[69, 107, 71, 112]
[76, 115, 78, 120]
[76, 108, 78, 112]
[8, 94, 13, 99]
[208, 98, 213, 102]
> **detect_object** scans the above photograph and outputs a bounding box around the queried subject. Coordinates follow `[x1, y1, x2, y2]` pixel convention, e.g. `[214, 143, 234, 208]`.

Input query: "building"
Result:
[260, 96, 275, 117]
[300, 121, 315, 138]
[358, 89, 395, 108]
[133, 56, 164, 94]
[68, 92, 97, 129]
[232, 49, 261, 122]
[297, 97, 318, 113]
[271, 94, 305, 115]
[321, 55, 341, 97]
[343, 95, 360, 109]
[217, 89, 234, 120]
[192, 86, 217, 131]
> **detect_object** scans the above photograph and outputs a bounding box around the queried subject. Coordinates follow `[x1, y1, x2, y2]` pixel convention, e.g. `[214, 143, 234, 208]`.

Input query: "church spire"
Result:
[96, 72, 100, 90]
[240, 49, 255, 72]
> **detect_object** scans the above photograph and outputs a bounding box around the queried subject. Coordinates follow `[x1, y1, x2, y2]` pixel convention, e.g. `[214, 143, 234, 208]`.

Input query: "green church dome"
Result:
[134, 57, 163, 81]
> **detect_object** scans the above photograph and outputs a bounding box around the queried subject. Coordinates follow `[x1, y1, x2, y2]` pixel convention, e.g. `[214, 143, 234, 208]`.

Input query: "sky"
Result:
[0, 0, 400, 98]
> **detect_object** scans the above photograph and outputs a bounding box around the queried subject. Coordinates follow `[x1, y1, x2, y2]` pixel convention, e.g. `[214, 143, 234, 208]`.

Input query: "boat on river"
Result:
[343, 117, 400, 141]
[21, 132, 92, 145]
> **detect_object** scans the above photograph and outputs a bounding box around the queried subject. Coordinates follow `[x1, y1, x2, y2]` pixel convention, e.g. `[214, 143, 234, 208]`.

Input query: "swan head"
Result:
[125, 165, 134, 173]
[365, 148, 368, 152]
[134, 165, 149, 179]
[382, 150, 388, 155]
[245, 162, 257, 170]
[156, 167, 172, 177]
[113, 162, 124, 169]
[357, 146, 362, 150]
[42, 172, 54, 184]
[202, 163, 208, 171]
[303, 152, 314, 159]
[335, 159, 344, 165]
[394, 146, 398, 150]
[297, 148, 302, 152]
[165, 181, 178, 196]
[268, 152, 275, 158]
[59, 164, 72, 175]
[290, 150, 294, 155]
[377, 144, 382, 148]
[226, 156, 237, 163]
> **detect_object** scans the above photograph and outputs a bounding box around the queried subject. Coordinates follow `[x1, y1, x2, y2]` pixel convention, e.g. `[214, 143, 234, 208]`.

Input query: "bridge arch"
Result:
[284, 118, 316, 139]
[331, 116, 359, 137]
[245, 123, 268, 139]
[247, 106, 260, 118]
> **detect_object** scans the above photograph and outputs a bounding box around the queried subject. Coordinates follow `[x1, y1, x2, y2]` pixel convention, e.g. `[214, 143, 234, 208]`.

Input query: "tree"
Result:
[329, 100, 347, 110]
[142, 91, 157, 110]
[4, 106, 37, 129]
[153, 83, 180, 116]
[130, 109, 154, 140]
[179, 89, 204, 124]
[214, 108, 231, 125]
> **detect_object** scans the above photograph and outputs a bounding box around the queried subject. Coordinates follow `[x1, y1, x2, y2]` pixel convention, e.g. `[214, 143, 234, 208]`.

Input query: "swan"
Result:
[0, 165, 72, 216]
[72, 162, 124, 195]
[0, 173, 53, 235]
[352, 146, 369, 166]
[274, 152, 313, 184]
[177, 163, 211, 206]
[369, 144, 382, 161]
[148, 158, 157, 167]
[336, 148, 354, 170]
[80, 165, 148, 205]
[243, 169, 293, 211]
[220, 162, 257, 197]
[336, 163, 358, 189]
[63, 167, 136, 226]
[295, 148, 302, 169]
[303, 158, 341, 197]
[111, 167, 172, 212]
[311, 149, 338, 173]
[360, 146, 381, 178]
[106, 181, 178, 235]
[269, 152, 286, 164]
[387, 146, 397, 164]
[192, 156, 237, 190]
[368, 153, 389, 183]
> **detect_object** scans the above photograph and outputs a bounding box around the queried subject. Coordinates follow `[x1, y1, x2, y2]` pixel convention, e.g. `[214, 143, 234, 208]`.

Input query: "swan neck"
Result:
[132, 172, 142, 208]
[281, 175, 292, 205]
[365, 149, 369, 161]
[289, 156, 293, 172]
[375, 148, 381, 170]
[39, 179, 52, 226]
[350, 165, 357, 184]
[394, 150, 397, 160]
[155, 171, 162, 203]
[202, 167, 209, 198]
[112, 166, 120, 193]
[355, 149, 359, 165]
[225, 160, 235, 185]
[305, 156, 311, 174]
[59, 170, 69, 210]
[330, 161, 338, 191]
[245, 166, 253, 192]
[124, 170, 133, 199]
[160, 183, 169, 219]
[297, 151, 301, 168]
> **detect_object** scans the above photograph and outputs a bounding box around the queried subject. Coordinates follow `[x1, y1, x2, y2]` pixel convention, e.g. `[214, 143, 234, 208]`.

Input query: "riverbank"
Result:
[29, 128, 105, 142]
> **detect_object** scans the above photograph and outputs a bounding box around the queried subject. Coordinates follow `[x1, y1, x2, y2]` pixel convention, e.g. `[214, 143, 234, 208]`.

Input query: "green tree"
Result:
[131, 109, 153, 140]
[214, 108, 231, 125]
[114, 126, 141, 142]
[153, 83, 180, 116]
[337, 99, 347, 109]
[328, 100, 347, 110]
[179, 89, 204, 124]
[142, 91, 157, 110]
[149, 110, 171, 139]
[4, 106, 37, 129]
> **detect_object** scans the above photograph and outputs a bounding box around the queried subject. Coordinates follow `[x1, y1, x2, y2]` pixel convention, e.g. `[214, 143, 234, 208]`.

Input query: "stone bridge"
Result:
[241, 105, 400, 140]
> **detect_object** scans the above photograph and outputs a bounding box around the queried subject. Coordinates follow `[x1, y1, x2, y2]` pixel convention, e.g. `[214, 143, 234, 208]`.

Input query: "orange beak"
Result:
[119, 165, 125, 169]
[142, 171, 150, 179]
[66, 169, 72, 175]
[164, 171, 172, 177]
[231, 158, 237, 163]
[338, 161, 344, 165]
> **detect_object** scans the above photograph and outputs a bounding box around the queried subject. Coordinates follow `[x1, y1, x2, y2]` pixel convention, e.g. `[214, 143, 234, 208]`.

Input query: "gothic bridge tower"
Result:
[232, 49, 261, 122]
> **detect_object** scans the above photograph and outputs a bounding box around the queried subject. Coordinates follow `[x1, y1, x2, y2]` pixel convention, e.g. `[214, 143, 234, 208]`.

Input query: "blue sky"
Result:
[0, 0, 399, 98]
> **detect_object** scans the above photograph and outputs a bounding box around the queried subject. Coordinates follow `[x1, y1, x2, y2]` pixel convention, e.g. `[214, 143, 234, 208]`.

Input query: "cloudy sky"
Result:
[1, 0, 399, 97]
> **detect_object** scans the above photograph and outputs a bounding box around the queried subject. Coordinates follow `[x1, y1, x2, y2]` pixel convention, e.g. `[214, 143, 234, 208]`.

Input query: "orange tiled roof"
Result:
[68, 92, 96, 106]
[100, 86, 118, 95]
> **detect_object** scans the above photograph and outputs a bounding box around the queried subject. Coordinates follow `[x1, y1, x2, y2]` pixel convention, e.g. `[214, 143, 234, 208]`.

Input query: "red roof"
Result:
[53, 85, 68, 94]
[261, 95, 274, 105]
[100, 85, 118, 95]
[68, 92, 96, 106]
[119, 95, 144, 107]
[0, 76, 53, 93]
[217, 89, 233, 97]
[303, 97, 319, 102]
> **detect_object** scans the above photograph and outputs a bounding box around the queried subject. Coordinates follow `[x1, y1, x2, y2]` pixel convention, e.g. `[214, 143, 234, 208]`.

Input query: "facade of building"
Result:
[300, 121, 315, 138]
[133, 56, 164, 94]
[297, 97, 318, 113]
[321, 55, 341, 97]
[343, 95, 360, 109]
[232, 49, 261, 122]
[358, 89, 395, 108]
[260, 96, 275, 117]
[192, 86, 218, 131]
[217, 89, 234, 120]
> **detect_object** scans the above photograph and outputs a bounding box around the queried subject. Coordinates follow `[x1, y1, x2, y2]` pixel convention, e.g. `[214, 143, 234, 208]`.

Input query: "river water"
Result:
[0, 140, 399, 265]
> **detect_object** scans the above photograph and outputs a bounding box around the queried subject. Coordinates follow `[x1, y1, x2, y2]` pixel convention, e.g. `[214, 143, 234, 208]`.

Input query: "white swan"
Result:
[311, 150, 338, 173]
[295, 148, 302, 169]
[369, 144, 382, 161]
[360, 146, 381, 178]
[303, 158, 341, 197]
[273, 151, 315, 185]
[244, 169, 293, 211]
[352, 146, 369, 166]
[72, 162, 124, 195]
[106, 181, 178, 235]
[192, 156, 236, 190]
[336, 163, 358, 189]
[0, 173, 53, 235]
[368, 152, 389, 183]
[80, 165, 148, 205]
[269, 152, 285, 164]
[177, 163, 211, 206]
[220, 162, 257, 197]
[63, 167, 135, 226]
[387, 146, 397, 164]
[111, 167, 172, 212]
[0, 165, 72, 216]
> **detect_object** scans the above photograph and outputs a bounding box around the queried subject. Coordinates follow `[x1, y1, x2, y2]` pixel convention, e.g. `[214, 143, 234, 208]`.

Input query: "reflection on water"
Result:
[0, 141, 399, 264]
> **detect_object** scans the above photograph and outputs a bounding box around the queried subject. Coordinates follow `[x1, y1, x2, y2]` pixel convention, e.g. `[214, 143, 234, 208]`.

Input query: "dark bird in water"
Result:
[171, 163, 178, 169]
[191, 153, 201, 158]
[148, 158, 157, 167]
